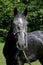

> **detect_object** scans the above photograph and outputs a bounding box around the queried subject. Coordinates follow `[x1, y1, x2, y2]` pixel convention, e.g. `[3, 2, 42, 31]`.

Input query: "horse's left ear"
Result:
[23, 8, 28, 16]
[14, 7, 18, 17]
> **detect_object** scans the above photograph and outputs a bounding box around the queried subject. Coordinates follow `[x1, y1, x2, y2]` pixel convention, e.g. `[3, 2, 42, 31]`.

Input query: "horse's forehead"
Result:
[14, 17, 25, 25]
[13, 14, 27, 26]
[18, 17, 24, 24]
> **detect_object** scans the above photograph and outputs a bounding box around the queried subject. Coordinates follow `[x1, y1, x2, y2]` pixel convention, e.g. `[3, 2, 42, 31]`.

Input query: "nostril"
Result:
[18, 43, 20, 48]
[24, 43, 26, 48]
[24, 43, 26, 46]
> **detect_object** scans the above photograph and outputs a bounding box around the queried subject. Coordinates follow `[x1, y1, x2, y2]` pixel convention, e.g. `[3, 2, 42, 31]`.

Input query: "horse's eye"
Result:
[18, 26, 20, 29]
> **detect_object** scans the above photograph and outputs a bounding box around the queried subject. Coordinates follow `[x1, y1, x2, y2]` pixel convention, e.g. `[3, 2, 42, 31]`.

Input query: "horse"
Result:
[3, 8, 43, 65]
[3, 7, 28, 65]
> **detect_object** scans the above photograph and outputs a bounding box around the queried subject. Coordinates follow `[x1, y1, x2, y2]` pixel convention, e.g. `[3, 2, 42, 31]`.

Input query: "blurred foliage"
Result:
[0, 0, 43, 42]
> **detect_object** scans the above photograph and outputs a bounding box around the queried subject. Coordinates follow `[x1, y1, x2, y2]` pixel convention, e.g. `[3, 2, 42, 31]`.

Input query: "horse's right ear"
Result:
[23, 8, 28, 16]
[14, 7, 18, 17]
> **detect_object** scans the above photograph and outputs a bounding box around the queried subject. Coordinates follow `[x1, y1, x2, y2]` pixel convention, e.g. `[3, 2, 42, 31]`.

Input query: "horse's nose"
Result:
[17, 43, 26, 50]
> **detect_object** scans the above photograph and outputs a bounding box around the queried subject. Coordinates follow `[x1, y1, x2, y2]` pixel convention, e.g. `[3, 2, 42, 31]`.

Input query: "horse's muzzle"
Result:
[16, 42, 26, 50]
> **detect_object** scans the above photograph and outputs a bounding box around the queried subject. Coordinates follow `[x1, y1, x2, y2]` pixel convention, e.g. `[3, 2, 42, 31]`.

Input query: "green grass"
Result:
[0, 42, 41, 65]
[0, 42, 6, 65]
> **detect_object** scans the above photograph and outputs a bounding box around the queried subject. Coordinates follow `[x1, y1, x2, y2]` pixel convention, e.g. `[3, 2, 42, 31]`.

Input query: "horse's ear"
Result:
[23, 8, 28, 16]
[14, 7, 18, 17]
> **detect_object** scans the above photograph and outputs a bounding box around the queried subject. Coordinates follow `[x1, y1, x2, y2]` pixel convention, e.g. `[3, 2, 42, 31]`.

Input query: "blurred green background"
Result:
[0, 0, 43, 65]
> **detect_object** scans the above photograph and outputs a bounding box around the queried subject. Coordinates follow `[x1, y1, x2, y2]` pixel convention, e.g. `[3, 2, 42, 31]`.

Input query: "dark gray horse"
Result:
[3, 8, 43, 65]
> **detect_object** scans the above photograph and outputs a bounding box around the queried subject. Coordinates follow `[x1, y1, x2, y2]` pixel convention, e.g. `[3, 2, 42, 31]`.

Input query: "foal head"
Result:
[12, 8, 28, 50]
